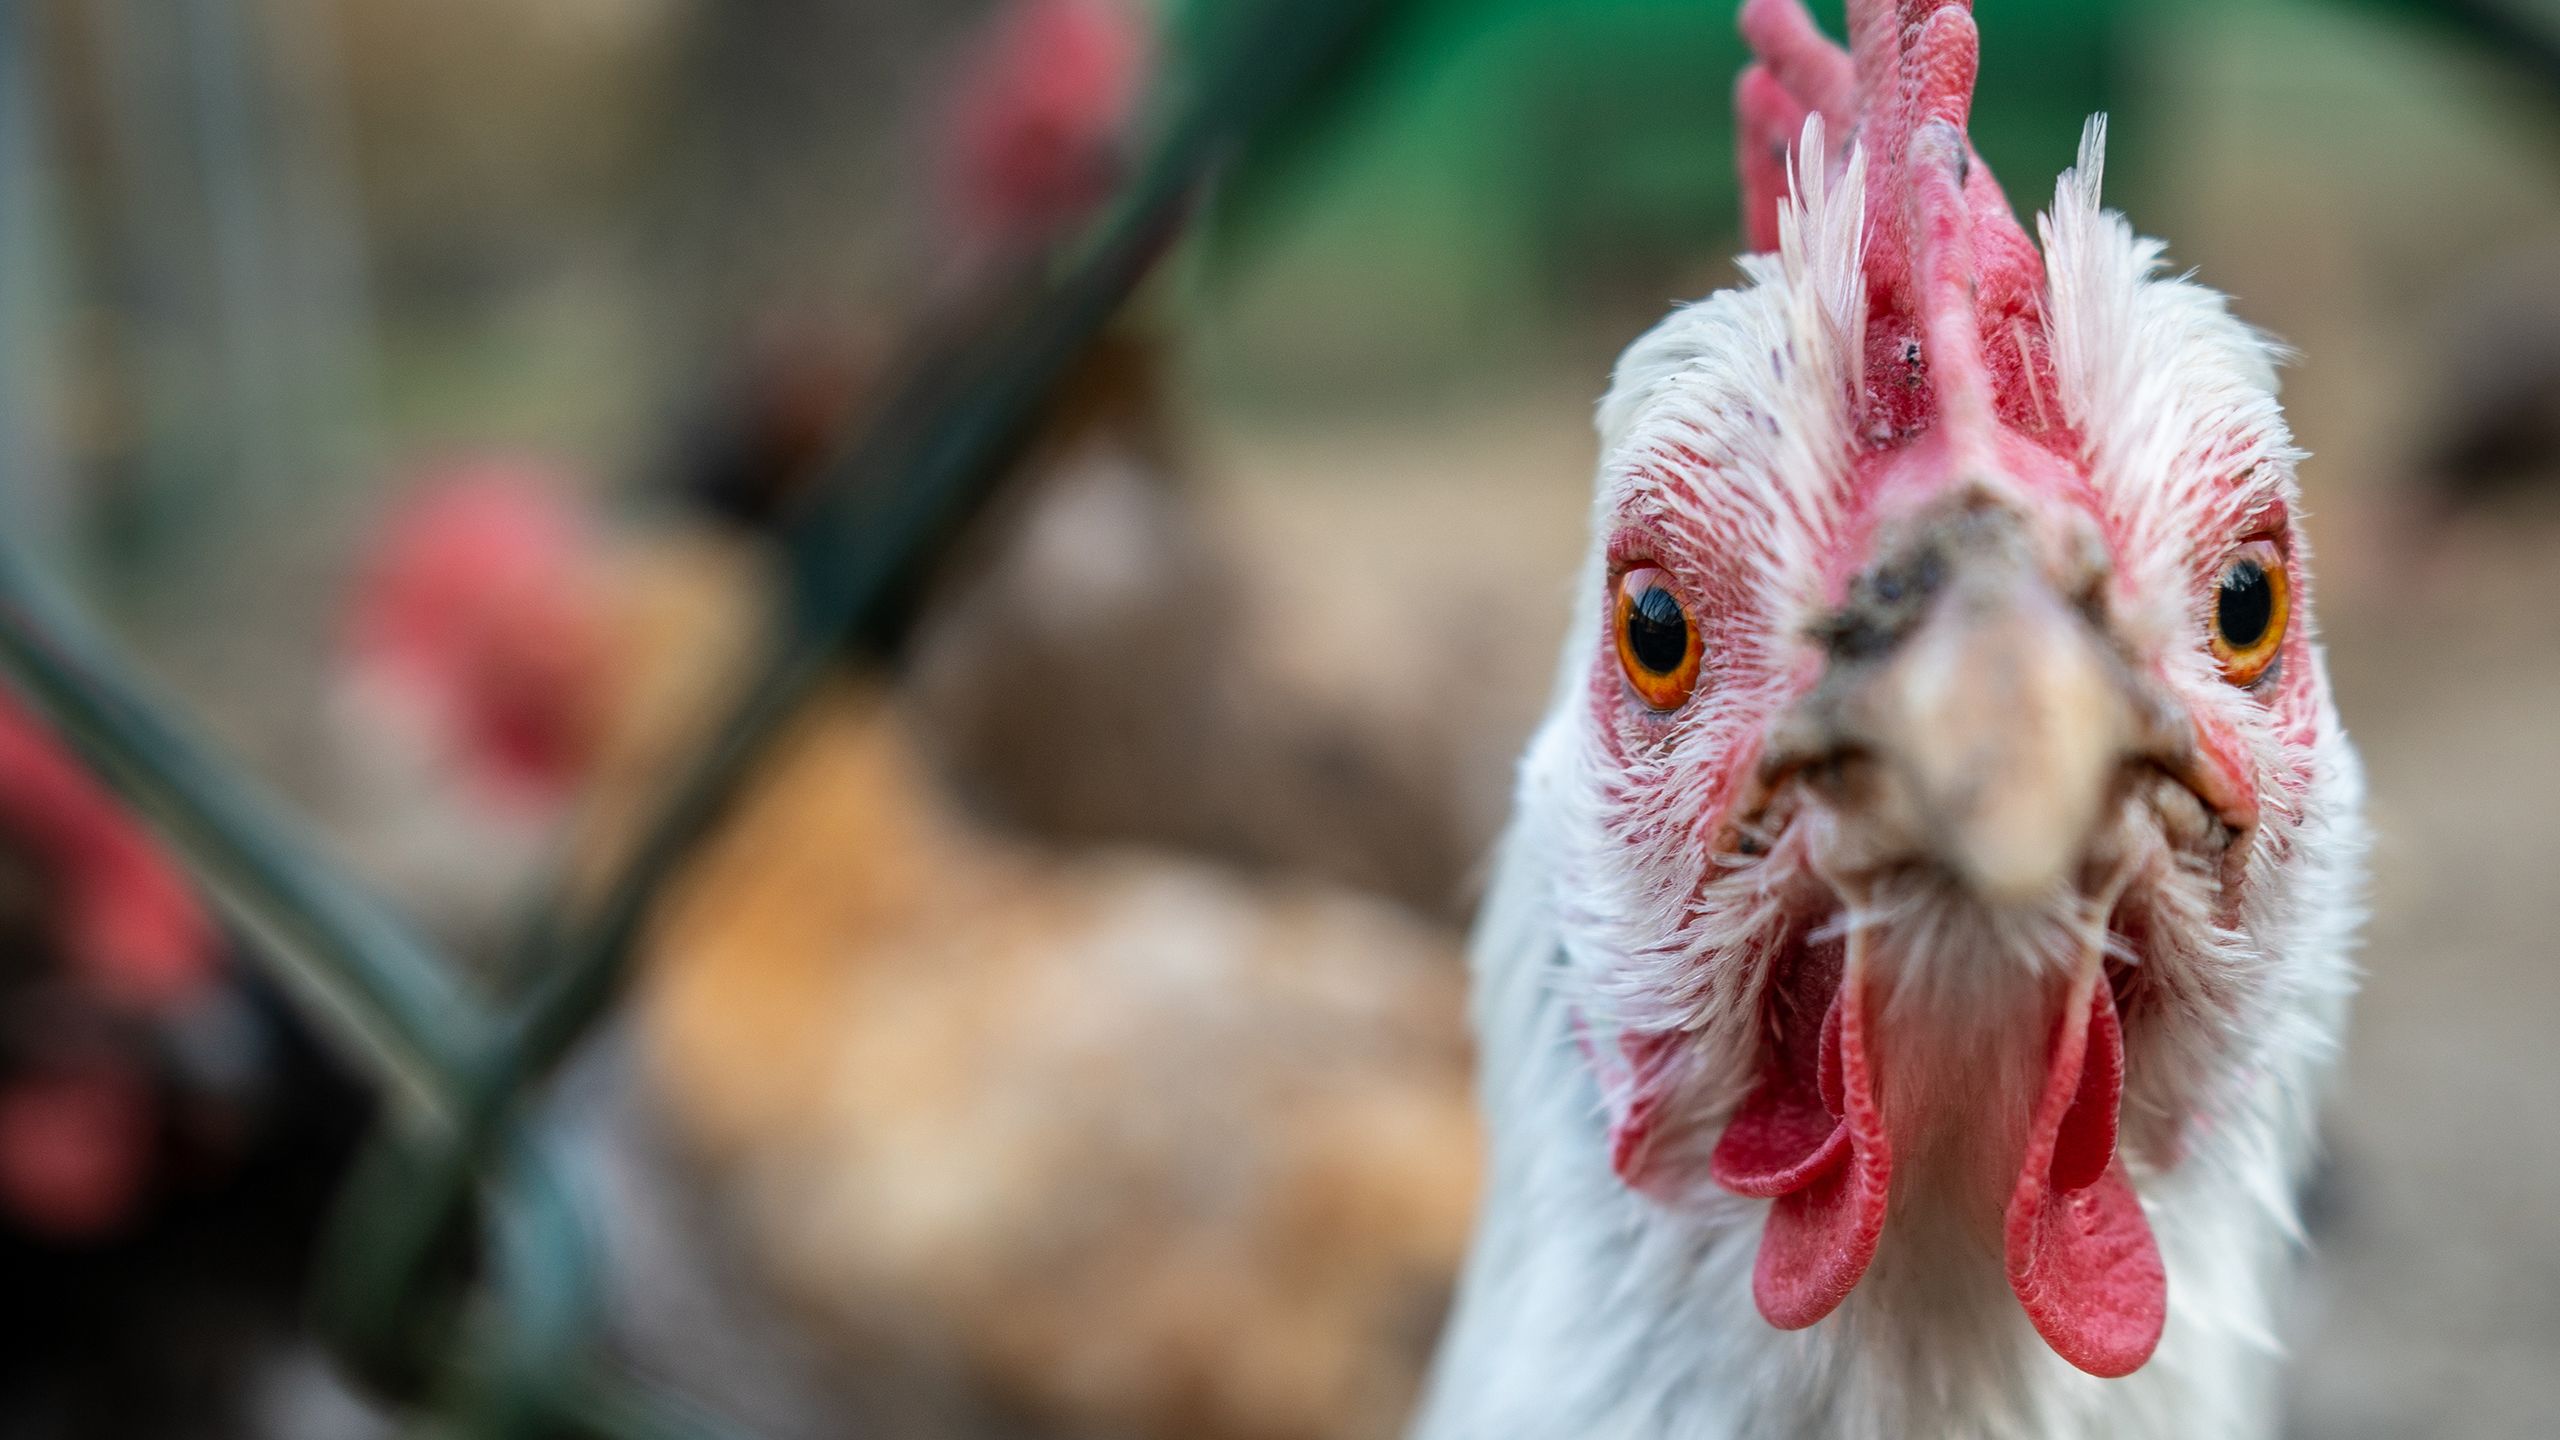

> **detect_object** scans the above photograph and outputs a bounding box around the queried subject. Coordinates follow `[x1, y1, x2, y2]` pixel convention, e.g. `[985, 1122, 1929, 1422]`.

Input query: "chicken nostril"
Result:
[1817, 547, 1949, 661]
[2148, 774, 2214, 852]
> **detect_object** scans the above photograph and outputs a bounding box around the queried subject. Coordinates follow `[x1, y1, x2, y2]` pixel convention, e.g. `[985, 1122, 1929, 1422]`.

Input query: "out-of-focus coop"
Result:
[6, 0, 2560, 1437]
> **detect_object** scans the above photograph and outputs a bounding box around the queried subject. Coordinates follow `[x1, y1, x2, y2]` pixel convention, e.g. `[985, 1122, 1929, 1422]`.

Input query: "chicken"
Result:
[333, 458, 614, 943]
[323, 10, 1488, 1431]
[1415, 3, 2364, 1437]
[618, 627, 1478, 1440]
[930, 0, 1153, 273]
[2398, 243, 2560, 529]
[335, 465, 1482, 1440]
[664, 0, 1488, 919]
[0, 692, 377, 1439]
[579, 498, 1485, 1440]
[0, 690, 223, 1243]
[667, 0, 1149, 529]
[900, 335, 1489, 920]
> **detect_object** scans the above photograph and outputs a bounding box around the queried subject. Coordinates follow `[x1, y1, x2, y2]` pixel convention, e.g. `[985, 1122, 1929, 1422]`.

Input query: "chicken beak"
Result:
[1864, 563, 2129, 903]
[1772, 496, 2149, 907]
[1722, 505, 2178, 1372]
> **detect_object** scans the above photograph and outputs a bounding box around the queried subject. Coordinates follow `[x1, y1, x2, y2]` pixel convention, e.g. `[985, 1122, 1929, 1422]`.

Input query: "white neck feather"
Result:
[1410, 695, 2361, 1440]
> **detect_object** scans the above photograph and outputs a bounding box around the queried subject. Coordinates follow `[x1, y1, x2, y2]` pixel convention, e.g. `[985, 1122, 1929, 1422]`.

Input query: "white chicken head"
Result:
[1545, 0, 2363, 1379]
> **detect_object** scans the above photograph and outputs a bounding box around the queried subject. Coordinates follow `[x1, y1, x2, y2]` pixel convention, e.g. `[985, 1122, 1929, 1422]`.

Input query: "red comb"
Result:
[1738, 0, 2056, 451]
[1724, 3, 2162, 1376]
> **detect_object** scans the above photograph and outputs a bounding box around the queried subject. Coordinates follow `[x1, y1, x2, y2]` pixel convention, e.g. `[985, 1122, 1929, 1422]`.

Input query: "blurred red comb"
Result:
[0, 694, 216, 1010]
[347, 458, 610, 805]
[939, 0, 1154, 256]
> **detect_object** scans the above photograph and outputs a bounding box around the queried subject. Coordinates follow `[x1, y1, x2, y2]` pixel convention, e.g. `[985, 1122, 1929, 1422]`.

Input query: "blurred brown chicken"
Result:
[341, 328, 1484, 1440]
[582, 536, 1477, 1440]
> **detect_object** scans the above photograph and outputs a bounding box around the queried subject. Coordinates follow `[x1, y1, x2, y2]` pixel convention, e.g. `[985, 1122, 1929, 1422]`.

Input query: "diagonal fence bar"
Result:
[0, 551, 489, 1118]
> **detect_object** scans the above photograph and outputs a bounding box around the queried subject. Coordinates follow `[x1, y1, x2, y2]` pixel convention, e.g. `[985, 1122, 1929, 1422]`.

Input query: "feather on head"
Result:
[1739, 0, 2055, 461]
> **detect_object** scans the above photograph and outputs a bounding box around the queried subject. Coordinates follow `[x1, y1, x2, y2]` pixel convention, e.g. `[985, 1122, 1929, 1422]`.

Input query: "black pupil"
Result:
[2217, 560, 2273, 648]
[1626, 585, 1690, 675]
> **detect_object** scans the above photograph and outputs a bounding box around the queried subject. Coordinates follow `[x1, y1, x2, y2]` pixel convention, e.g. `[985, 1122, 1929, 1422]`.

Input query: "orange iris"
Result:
[1614, 566, 1702, 711]
[2209, 539, 2289, 687]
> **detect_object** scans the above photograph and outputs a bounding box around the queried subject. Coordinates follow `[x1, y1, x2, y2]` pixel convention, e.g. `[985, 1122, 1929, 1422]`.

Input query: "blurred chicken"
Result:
[338, 433, 1482, 1440]
[906, 337, 1491, 918]
[333, 457, 614, 944]
[2402, 242, 2560, 527]
[655, 719, 1472, 1440]
[933, 0, 1153, 273]
[596, 542, 1478, 1440]
[673, 0, 1486, 919]
[335, 426, 1481, 1440]
[0, 692, 223, 1246]
[321, 9, 1491, 1433]
[0, 692, 377, 1439]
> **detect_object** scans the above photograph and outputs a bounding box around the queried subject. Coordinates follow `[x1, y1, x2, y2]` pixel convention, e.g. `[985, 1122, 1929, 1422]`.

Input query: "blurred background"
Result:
[0, 0, 2555, 1435]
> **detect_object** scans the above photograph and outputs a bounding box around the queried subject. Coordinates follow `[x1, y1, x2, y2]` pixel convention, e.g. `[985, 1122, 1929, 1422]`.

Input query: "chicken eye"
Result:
[1614, 566, 1702, 710]
[2209, 540, 2289, 687]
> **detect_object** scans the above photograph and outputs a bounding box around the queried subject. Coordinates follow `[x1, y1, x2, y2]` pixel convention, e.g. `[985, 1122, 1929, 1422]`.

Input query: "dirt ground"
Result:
[2283, 515, 2560, 1440]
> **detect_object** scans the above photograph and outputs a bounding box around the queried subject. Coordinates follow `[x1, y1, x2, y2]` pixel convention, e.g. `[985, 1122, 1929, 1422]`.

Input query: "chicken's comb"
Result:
[1738, 0, 2051, 450]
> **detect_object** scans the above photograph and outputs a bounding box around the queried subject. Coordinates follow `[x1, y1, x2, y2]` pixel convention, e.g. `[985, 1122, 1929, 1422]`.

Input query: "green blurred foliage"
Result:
[1191, 0, 2127, 401]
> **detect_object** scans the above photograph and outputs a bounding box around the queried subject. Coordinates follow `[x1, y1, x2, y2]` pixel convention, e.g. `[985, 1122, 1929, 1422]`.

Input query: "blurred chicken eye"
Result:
[2209, 541, 2289, 687]
[1614, 567, 1702, 710]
